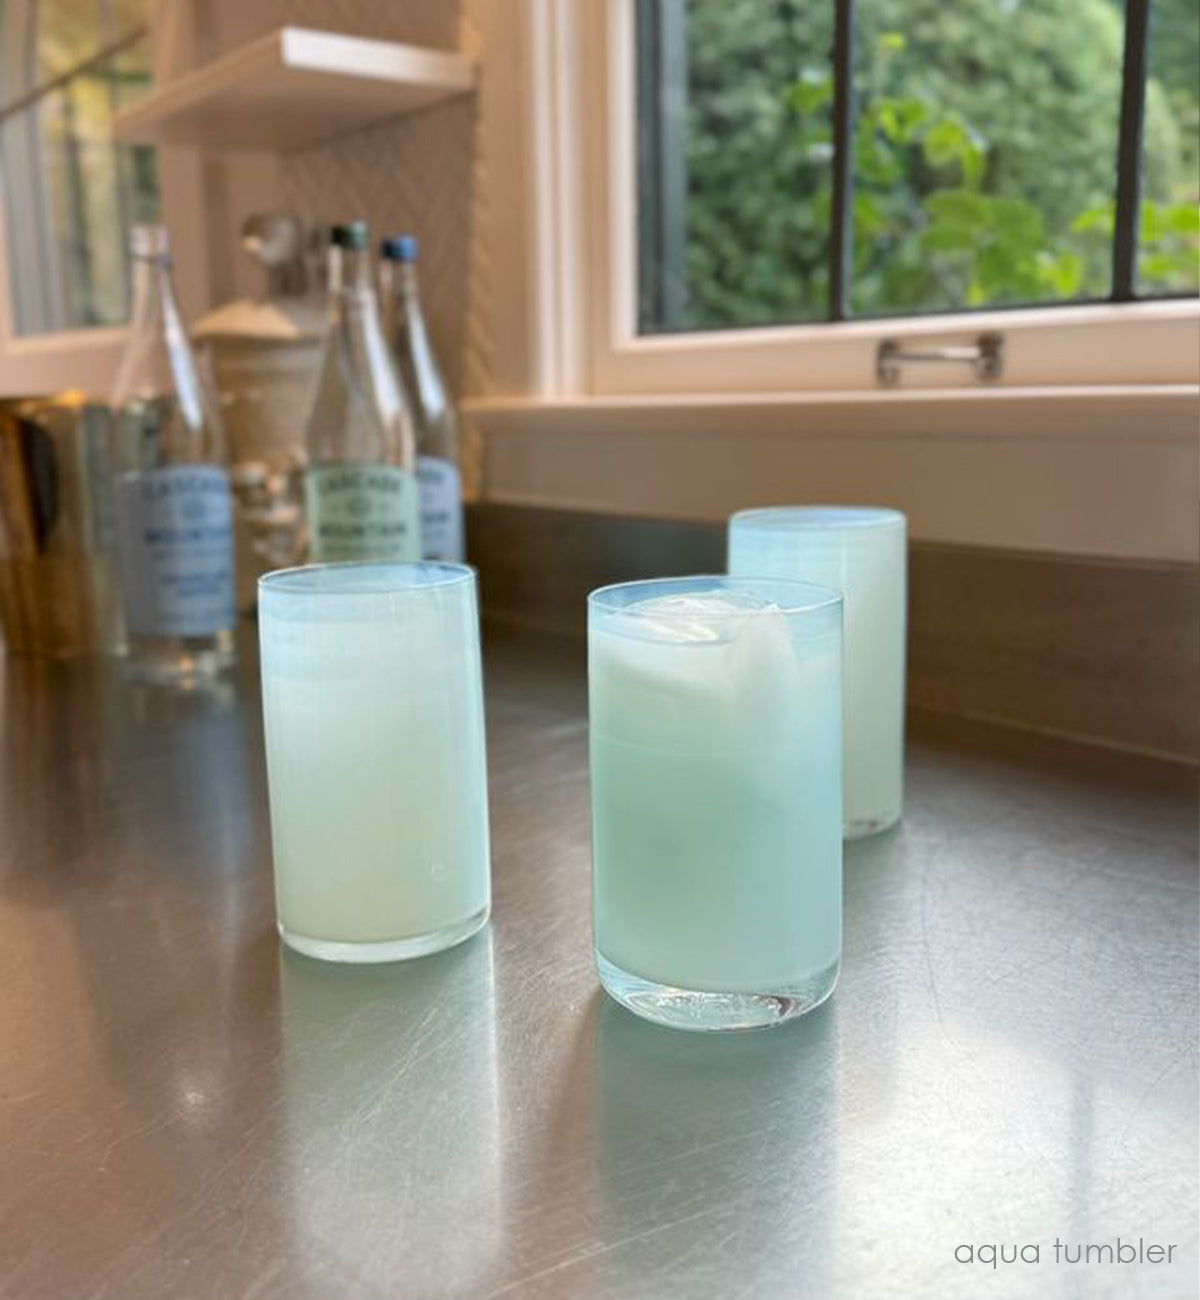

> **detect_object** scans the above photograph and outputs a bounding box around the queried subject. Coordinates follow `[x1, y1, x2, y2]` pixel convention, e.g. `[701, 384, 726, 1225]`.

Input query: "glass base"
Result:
[597, 952, 839, 1033]
[845, 808, 901, 841]
[280, 904, 490, 964]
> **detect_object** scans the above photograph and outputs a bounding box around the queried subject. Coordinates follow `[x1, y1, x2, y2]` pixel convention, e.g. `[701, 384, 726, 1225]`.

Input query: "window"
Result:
[472, 2, 1198, 561]
[0, 0, 158, 338]
[637, 0, 1198, 336]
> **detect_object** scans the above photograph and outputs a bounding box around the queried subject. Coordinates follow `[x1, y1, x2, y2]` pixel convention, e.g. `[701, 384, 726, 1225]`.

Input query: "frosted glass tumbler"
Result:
[259, 562, 491, 962]
[728, 507, 907, 839]
[589, 575, 843, 1032]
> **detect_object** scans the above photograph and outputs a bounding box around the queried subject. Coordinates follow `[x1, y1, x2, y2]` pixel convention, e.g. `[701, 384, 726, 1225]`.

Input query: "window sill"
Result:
[0, 325, 129, 397]
[463, 383, 1198, 442]
[464, 384, 1199, 564]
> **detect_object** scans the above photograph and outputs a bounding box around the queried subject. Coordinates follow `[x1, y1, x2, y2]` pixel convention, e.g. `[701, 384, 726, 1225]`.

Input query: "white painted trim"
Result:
[464, 383, 1200, 441]
[593, 300, 1200, 393]
[476, 1, 535, 394]
[537, 0, 585, 395]
[582, 0, 631, 394]
[477, 0, 586, 397]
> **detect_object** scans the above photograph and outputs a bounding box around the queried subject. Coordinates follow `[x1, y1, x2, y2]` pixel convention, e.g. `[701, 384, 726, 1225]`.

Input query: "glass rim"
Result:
[588, 573, 842, 618]
[259, 560, 475, 597]
[730, 505, 906, 531]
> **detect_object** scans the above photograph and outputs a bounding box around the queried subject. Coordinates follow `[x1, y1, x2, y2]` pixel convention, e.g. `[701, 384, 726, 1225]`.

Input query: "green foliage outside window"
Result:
[670, 0, 1199, 331]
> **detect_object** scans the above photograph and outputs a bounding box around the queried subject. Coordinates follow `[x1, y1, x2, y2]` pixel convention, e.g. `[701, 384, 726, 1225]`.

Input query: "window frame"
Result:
[480, 0, 1199, 405]
[0, 0, 209, 398]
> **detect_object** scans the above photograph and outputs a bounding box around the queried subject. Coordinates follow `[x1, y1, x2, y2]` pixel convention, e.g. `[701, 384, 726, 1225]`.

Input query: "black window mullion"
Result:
[1111, 0, 1151, 302]
[635, 0, 689, 332]
[828, 0, 855, 321]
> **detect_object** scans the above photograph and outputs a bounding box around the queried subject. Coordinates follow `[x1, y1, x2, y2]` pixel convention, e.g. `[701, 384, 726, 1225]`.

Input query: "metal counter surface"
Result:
[0, 630, 1196, 1300]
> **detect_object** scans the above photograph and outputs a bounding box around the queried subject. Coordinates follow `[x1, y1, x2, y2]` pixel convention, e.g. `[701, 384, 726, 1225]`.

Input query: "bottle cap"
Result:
[380, 234, 419, 263]
[129, 224, 171, 259]
[330, 221, 370, 250]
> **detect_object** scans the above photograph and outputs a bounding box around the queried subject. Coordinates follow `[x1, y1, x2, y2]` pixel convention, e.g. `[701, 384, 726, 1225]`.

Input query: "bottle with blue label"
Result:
[304, 223, 420, 564]
[110, 225, 236, 681]
[380, 235, 464, 562]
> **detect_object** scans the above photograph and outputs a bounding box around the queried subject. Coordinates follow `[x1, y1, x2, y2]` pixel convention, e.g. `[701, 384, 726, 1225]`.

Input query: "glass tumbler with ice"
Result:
[589, 575, 843, 1032]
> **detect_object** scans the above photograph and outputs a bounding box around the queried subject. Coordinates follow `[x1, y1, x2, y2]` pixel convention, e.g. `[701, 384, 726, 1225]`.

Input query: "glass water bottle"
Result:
[110, 224, 236, 681]
[380, 235, 464, 562]
[304, 223, 420, 564]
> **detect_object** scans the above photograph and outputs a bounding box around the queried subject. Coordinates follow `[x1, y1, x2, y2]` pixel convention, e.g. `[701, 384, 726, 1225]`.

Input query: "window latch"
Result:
[876, 333, 1004, 386]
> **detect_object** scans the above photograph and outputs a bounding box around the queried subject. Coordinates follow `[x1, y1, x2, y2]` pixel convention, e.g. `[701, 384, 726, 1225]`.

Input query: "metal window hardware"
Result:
[876, 333, 1004, 386]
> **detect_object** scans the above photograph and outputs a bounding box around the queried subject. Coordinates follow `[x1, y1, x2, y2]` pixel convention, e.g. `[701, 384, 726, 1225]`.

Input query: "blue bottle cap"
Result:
[380, 234, 419, 263]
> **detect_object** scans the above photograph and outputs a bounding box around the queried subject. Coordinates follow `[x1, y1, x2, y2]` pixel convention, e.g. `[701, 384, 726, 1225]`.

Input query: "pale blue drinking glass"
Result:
[728, 507, 907, 838]
[259, 562, 491, 962]
[589, 575, 843, 1032]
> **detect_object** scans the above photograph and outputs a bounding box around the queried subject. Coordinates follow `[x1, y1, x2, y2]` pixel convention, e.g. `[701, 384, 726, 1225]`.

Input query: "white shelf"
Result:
[114, 27, 476, 153]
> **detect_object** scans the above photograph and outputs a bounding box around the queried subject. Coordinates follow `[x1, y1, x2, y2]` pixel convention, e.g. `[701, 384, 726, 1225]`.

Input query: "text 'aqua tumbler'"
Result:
[589, 575, 843, 1032]
[729, 507, 907, 839]
[259, 562, 491, 961]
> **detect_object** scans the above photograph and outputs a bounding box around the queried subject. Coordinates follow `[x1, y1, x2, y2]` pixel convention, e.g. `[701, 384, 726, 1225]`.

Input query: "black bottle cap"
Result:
[330, 221, 370, 250]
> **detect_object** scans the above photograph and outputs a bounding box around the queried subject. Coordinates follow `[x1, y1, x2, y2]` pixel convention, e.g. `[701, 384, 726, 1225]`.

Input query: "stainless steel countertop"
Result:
[1, 629, 1196, 1300]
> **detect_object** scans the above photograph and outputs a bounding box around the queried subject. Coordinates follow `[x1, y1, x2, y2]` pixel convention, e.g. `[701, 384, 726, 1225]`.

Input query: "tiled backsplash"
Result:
[468, 503, 1200, 763]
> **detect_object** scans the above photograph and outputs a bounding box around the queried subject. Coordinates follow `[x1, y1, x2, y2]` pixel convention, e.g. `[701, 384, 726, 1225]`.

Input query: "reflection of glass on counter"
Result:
[278, 932, 501, 1292]
[593, 997, 839, 1297]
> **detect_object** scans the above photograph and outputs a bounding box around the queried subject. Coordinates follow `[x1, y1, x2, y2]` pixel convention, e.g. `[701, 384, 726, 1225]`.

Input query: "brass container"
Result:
[0, 394, 124, 657]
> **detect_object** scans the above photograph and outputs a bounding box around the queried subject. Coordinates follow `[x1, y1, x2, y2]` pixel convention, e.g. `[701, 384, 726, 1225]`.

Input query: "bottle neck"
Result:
[396, 261, 420, 306]
[129, 253, 180, 333]
[117, 251, 209, 439]
[329, 245, 372, 302]
[380, 260, 423, 325]
[313, 244, 411, 466]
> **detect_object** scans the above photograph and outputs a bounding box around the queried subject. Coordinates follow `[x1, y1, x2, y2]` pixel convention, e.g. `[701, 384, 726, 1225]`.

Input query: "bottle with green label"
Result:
[303, 222, 420, 564]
